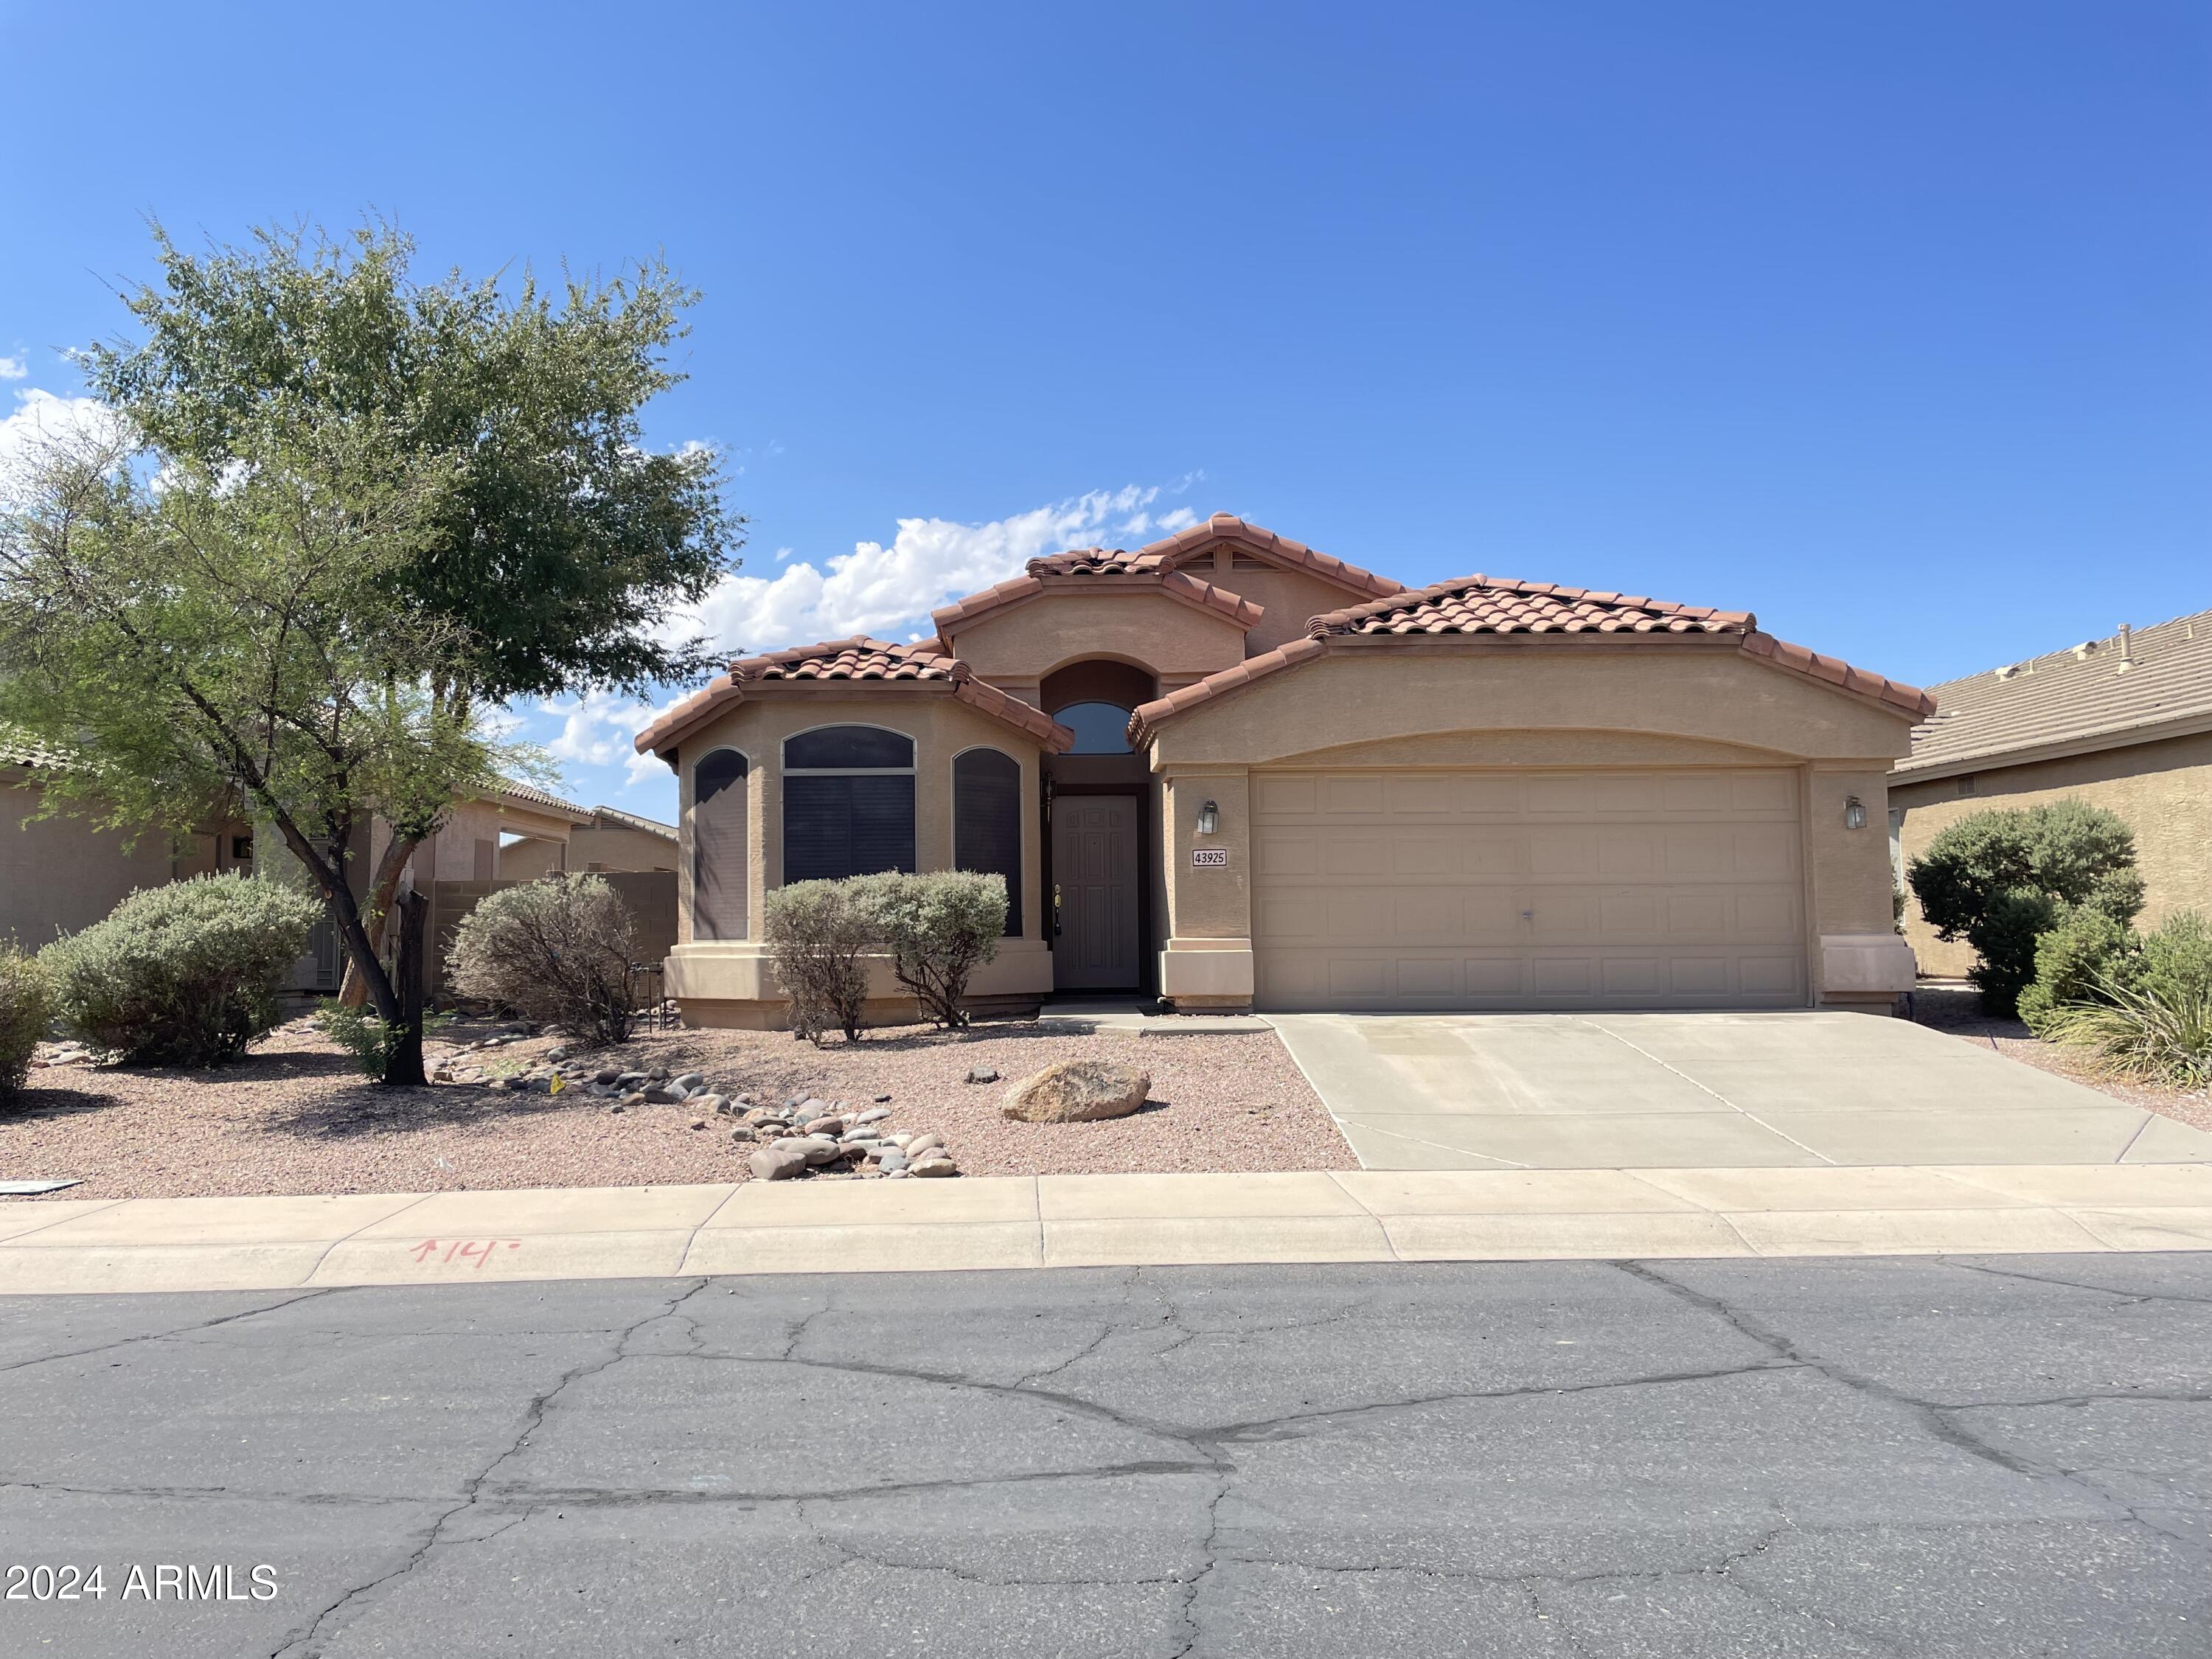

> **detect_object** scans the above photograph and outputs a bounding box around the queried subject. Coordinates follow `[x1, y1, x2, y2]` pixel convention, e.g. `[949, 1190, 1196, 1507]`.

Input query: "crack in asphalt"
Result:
[1938, 1256, 2212, 1307]
[1614, 1260, 2208, 1549]
[0, 1287, 342, 1377]
[267, 1278, 713, 1659]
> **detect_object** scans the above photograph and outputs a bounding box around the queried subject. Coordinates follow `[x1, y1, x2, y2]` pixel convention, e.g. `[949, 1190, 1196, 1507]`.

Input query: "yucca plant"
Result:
[2039, 975, 2212, 1090]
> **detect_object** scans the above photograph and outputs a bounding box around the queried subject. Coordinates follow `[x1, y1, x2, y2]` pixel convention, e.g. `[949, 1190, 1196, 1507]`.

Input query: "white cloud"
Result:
[536, 686, 687, 788]
[672, 481, 1203, 659]
[0, 355, 27, 381]
[0, 387, 128, 507]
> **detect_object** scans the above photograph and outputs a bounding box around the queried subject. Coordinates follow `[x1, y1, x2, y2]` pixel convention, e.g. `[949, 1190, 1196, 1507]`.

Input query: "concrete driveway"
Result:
[1271, 1012, 2212, 1171]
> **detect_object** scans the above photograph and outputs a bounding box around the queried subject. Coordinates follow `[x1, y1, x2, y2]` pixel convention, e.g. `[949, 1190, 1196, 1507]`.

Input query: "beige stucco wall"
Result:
[1194, 551, 1382, 655]
[662, 688, 1054, 1023]
[945, 589, 1248, 698]
[0, 773, 252, 948]
[1891, 729, 2212, 978]
[1145, 641, 1918, 1009]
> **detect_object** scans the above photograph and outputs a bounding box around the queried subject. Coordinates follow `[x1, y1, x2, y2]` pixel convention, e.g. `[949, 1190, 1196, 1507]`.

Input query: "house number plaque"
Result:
[1191, 848, 1228, 867]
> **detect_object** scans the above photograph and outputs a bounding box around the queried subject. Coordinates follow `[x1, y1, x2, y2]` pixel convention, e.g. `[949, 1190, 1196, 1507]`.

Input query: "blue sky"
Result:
[4, 1, 2206, 824]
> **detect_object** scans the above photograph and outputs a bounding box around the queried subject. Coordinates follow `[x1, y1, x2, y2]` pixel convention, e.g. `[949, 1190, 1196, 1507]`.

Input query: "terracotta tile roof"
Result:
[635, 637, 1074, 757]
[1128, 572, 1935, 747]
[1141, 513, 1405, 600]
[928, 563, 1263, 634]
[1896, 606, 2212, 779]
[1310, 574, 1753, 638]
[1027, 547, 1164, 576]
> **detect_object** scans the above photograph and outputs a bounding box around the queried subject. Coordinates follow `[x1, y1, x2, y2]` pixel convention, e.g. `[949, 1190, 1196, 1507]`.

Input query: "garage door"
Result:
[1251, 768, 1806, 1011]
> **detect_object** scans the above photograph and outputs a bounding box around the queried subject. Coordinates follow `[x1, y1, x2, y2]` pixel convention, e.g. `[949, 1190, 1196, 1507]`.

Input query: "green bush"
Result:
[39, 874, 319, 1066]
[2020, 907, 2139, 1030]
[762, 880, 874, 1045]
[2035, 912, 2212, 1088]
[1907, 801, 2143, 1017]
[316, 998, 454, 1080]
[852, 871, 1006, 1029]
[448, 874, 639, 1048]
[2137, 911, 2212, 1011]
[0, 944, 52, 1100]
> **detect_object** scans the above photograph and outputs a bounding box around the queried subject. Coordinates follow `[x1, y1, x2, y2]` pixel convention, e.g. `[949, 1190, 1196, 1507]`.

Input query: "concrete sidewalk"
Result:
[2, 1164, 2209, 1294]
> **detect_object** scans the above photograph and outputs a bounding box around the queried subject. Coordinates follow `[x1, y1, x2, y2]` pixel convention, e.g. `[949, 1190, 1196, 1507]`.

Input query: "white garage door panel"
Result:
[1251, 767, 1806, 1012]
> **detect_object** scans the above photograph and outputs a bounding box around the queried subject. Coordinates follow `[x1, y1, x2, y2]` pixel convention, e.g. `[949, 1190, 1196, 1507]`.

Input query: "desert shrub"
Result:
[852, 871, 1006, 1029]
[2020, 906, 2139, 1030]
[38, 874, 319, 1066]
[2037, 912, 2212, 1087]
[0, 944, 52, 1100]
[448, 874, 639, 1048]
[762, 879, 874, 1044]
[1908, 801, 2142, 1017]
[2136, 911, 2212, 1010]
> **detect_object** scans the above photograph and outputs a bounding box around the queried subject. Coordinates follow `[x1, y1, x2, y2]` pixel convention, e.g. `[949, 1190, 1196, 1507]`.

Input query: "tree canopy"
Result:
[83, 220, 739, 702]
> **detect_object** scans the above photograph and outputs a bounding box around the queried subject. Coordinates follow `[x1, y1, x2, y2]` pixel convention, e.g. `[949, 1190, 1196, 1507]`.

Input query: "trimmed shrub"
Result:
[1908, 801, 2143, 1017]
[852, 871, 1006, 1029]
[39, 874, 319, 1066]
[2020, 906, 2139, 1030]
[0, 944, 52, 1100]
[762, 880, 873, 1045]
[448, 874, 639, 1048]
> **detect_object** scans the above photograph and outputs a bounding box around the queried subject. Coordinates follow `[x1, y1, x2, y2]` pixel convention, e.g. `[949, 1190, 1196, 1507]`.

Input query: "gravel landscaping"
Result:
[1912, 980, 2212, 1135]
[0, 1015, 1352, 1201]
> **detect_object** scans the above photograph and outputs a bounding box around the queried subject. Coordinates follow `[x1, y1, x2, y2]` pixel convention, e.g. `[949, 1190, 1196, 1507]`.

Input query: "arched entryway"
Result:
[1039, 660, 1156, 992]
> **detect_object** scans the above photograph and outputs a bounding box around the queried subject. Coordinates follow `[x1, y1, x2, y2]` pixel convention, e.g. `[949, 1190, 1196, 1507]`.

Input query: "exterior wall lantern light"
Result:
[1843, 795, 1867, 830]
[1195, 799, 1220, 836]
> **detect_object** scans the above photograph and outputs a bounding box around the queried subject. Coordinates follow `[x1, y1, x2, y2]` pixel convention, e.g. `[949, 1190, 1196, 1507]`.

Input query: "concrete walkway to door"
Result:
[1270, 1011, 2212, 1171]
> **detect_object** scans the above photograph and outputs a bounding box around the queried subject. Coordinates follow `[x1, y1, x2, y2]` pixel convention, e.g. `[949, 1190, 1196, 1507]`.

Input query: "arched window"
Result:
[782, 725, 916, 883]
[692, 749, 749, 939]
[1056, 701, 1134, 754]
[953, 748, 1023, 936]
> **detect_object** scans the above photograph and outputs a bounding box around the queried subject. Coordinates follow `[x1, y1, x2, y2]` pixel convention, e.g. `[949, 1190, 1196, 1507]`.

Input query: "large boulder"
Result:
[1000, 1060, 1151, 1124]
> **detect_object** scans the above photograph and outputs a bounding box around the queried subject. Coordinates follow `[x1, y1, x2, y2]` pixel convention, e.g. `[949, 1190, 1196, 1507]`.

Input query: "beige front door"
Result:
[1053, 795, 1141, 990]
[1251, 768, 1806, 1011]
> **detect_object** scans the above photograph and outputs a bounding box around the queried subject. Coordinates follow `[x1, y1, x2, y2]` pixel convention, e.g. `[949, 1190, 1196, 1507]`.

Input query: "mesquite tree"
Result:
[0, 416, 501, 1083]
[81, 219, 738, 998]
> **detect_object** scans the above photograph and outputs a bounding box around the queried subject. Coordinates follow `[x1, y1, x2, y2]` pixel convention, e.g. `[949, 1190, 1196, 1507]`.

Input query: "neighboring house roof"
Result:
[0, 726, 68, 771]
[487, 781, 594, 825]
[930, 566, 1265, 636]
[1129, 573, 1934, 746]
[588, 805, 677, 840]
[1895, 605, 2212, 782]
[634, 636, 1077, 757]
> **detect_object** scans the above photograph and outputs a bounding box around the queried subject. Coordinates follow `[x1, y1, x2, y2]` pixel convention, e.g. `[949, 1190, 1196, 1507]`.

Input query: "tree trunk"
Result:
[382, 888, 429, 1087]
[337, 831, 425, 1009]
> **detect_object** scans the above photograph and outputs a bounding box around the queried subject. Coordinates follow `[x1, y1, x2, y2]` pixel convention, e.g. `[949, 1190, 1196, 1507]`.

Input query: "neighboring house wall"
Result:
[0, 771, 251, 947]
[664, 692, 1053, 1026]
[1891, 729, 2212, 977]
[504, 821, 675, 877]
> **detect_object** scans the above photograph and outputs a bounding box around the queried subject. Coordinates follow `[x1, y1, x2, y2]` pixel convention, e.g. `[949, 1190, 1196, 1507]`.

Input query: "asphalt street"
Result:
[0, 1253, 2205, 1658]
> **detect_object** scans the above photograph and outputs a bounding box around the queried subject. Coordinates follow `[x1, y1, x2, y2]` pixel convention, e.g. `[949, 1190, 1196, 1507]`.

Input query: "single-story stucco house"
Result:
[501, 804, 678, 880]
[635, 514, 1934, 1028]
[1893, 605, 2212, 978]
